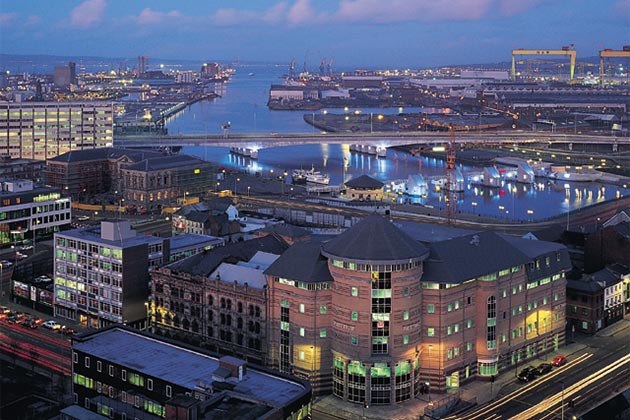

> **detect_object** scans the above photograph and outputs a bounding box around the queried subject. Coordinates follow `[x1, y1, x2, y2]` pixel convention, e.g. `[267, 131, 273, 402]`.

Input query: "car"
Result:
[77, 215, 90, 221]
[517, 367, 536, 382]
[551, 355, 567, 367]
[535, 363, 553, 376]
[59, 326, 76, 336]
[42, 320, 61, 330]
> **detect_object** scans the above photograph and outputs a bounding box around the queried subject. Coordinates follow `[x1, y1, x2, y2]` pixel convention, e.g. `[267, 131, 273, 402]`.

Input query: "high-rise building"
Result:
[54, 220, 169, 329]
[0, 102, 113, 160]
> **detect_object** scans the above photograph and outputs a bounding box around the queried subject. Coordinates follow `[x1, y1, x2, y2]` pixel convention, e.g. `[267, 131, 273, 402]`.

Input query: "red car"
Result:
[551, 355, 567, 366]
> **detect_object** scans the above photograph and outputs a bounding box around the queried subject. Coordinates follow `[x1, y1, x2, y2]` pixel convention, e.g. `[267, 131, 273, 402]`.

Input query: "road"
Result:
[446, 324, 630, 420]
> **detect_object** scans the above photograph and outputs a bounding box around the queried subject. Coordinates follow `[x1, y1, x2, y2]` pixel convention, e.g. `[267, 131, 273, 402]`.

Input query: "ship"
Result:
[292, 166, 330, 185]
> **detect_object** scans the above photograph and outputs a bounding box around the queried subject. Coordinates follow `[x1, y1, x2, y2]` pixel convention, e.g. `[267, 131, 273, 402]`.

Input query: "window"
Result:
[403, 335, 409, 345]
[122, 369, 127, 381]
[466, 319, 472, 328]
[403, 287, 409, 297]
[109, 365, 114, 376]
[320, 305, 327, 314]
[320, 328, 327, 338]
[73, 352, 78, 363]
[97, 361, 102, 372]
[427, 327, 435, 337]
[466, 342, 472, 351]
[403, 310, 409, 321]
[351, 335, 358, 345]
[447, 326, 452, 335]
[351, 311, 358, 321]
[299, 327, 305, 337]
[85, 398, 90, 408]
[447, 303, 453, 312]
[166, 385, 172, 397]
[299, 351, 305, 361]
[122, 391, 127, 403]
[427, 304, 435, 314]
[351, 287, 358, 297]
[299, 303, 305, 313]
[581, 321, 588, 330]
[454, 300, 460, 310]
[85, 357, 90, 368]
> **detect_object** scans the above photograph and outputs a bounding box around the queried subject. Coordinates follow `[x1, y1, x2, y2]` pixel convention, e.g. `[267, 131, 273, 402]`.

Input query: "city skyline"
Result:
[1, 0, 628, 69]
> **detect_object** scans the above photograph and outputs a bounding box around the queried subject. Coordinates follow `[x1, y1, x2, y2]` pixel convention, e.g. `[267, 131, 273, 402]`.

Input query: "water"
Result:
[166, 65, 629, 222]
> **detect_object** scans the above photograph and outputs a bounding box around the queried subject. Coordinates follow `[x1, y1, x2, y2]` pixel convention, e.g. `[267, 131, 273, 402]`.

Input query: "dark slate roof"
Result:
[422, 231, 531, 284]
[48, 147, 163, 163]
[501, 234, 572, 281]
[124, 154, 208, 172]
[265, 242, 333, 283]
[590, 267, 622, 287]
[321, 214, 429, 264]
[566, 278, 604, 293]
[259, 223, 311, 239]
[610, 221, 630, 239]
[167, 235, 289, 277]
[186, 211, 210, 224]
[344, 174, 384, 189]
[174, 201, 211, 216]
[207, 197, 236, 212]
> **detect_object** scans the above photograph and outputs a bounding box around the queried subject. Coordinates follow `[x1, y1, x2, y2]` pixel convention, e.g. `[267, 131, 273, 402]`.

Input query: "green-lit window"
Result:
[320, 305, 327, 314]
[319, 328, 327, 338]
[427, 327, 435, 337]
[403, 335, 409, 344]
[351, 311, 358, 321]
[351, 287, 358, 297]
[351, 335, 358, 345]
[403, 287, 409, 296]
[427, 304, 435, 314]
[403, 310, 409, 320]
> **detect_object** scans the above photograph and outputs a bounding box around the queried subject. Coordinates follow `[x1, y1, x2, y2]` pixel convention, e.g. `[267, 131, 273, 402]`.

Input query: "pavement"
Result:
[312, 319, 630, 420]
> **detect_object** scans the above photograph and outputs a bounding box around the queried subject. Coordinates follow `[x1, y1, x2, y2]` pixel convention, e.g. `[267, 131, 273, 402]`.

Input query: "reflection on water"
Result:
[182, 143, 628, 222]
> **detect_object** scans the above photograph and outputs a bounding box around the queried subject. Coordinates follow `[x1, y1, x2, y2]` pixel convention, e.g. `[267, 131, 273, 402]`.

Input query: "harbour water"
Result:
[167, 64, 628, 222]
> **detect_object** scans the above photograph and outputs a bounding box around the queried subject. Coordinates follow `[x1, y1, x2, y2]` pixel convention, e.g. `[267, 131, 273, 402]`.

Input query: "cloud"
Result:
[136, 8, 182, 25]
[26, 15, 41, 26]
[496, 0, 546, 17]
[0, 13, 17, 25]
[71, 0, 107, 29]
[287, 0, 319, 25]
[332, 0, 493, 23]
[612, 0, 630, 17]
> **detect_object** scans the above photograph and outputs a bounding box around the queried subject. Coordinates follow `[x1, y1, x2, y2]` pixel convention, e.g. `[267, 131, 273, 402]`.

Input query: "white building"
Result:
[54, 220, 168, 329]
[0, 102, 113, 160]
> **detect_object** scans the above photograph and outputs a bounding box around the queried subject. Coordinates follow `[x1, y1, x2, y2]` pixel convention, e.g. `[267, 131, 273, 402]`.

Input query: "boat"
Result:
[248, 72, 255, 77]
[292, 166, 330, 185]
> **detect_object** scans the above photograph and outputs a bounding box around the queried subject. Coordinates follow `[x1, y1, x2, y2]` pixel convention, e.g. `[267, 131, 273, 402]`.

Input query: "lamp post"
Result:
[370, 113, 373, 134]
[428, 344, 433, 402]
[512, 186, 517, 221]
[234, 178, 240, 197]
[247, 186, 251, 197]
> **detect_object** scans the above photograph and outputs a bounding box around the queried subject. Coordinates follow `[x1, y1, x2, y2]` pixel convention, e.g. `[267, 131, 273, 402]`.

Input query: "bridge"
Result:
[114, 131, 626, 150]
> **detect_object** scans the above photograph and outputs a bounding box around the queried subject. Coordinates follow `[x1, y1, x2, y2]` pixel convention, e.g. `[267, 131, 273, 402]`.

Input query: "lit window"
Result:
[299, 327, 305, 337]
[351, 311, 358, 321]
[299, 351, 305, 361]
[351, 287, 358, 297]
[320, 305, 327, 314]
[403, 335, 409, 344]
[351, 335, 358, 345]
[427, 327, 435, 337]
[299, 303, 305, 313]
[319, 328, 327, 338]
[427, 304, 435, 314]
[403, 310, 409, 320]
[403, 287, 409, 297]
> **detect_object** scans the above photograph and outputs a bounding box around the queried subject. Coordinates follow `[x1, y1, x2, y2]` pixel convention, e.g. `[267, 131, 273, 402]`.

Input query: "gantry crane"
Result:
[511, 46, 576, 81]
[599, 46, 630, 86]
[445, 127, 457, 225]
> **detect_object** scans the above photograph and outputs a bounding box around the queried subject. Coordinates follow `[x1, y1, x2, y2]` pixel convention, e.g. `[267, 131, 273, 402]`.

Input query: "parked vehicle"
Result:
[551, 355, 567, 367]
[42, 320, 61, 330]
[517, 367, 536, 382]
[59, 326, 76, 336]
[535, 363, 553, 376]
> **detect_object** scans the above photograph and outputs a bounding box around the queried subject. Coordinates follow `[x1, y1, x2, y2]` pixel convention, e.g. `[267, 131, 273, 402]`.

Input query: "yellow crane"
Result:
[511, 47, 576, 81]
[599, 46, 630, 85]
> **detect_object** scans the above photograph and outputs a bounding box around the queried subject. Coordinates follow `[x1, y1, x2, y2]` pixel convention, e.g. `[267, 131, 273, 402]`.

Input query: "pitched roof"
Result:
[321, 214, 429, 264]
[344, 174, 384, 189]
[123, 154, 208, 172]
[265, 242, 333, 283]
[167, 235, 288, 277]
[422, 231, 531, 284]
[47, 147, 163, 163]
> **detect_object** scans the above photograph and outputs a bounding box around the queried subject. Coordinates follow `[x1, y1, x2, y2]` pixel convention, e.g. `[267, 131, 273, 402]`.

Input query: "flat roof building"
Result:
[71, 326, 311, 420]
[54, 220, 169, 329]
[0, 102, 113, 160]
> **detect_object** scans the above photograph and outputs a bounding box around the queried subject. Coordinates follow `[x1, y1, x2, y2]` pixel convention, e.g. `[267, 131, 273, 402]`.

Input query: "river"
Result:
[166, 64, 628, 222]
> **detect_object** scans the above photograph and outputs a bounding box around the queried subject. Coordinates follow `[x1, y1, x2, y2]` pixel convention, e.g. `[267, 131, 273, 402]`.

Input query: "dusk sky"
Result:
[1, 0, 628, 69]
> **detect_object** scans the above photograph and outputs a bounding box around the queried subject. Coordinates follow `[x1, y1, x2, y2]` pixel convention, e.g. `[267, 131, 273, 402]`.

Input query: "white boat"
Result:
[292, 166, 330, 185]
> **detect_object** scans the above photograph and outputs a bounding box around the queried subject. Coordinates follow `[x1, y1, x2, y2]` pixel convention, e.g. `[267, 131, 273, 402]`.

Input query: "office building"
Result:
[71, 326, 311, 420]
[0, 179, 71, 246]
[54, 220, 169, 329]
[149, 215, 570, 402]
[0, 102, 113, 160]
[120, 155, 216, 212]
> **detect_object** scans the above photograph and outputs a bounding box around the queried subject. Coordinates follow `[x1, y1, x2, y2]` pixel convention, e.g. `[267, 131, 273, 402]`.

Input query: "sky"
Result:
[1, 0, 629, 69]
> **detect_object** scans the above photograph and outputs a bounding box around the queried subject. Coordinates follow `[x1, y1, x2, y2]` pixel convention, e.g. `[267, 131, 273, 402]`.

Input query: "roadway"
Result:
[114, 130, 626, 149]
[446, 322, 630, 420]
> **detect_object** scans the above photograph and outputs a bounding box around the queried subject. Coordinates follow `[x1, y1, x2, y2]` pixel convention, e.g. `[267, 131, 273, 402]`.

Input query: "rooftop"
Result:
[73, 328, 306, 407]
[321, 214, 430, 264]
[265, 242, 334, 283]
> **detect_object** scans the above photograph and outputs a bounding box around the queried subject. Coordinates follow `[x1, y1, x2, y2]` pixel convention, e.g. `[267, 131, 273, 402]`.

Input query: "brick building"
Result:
[149, 215, 571, 404]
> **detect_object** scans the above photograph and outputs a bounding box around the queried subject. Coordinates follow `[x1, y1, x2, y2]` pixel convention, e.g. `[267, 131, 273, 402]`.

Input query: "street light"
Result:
[234, 178, 240, 196]
[247, 186, 251, 197]
[428, 344, 433, 402]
